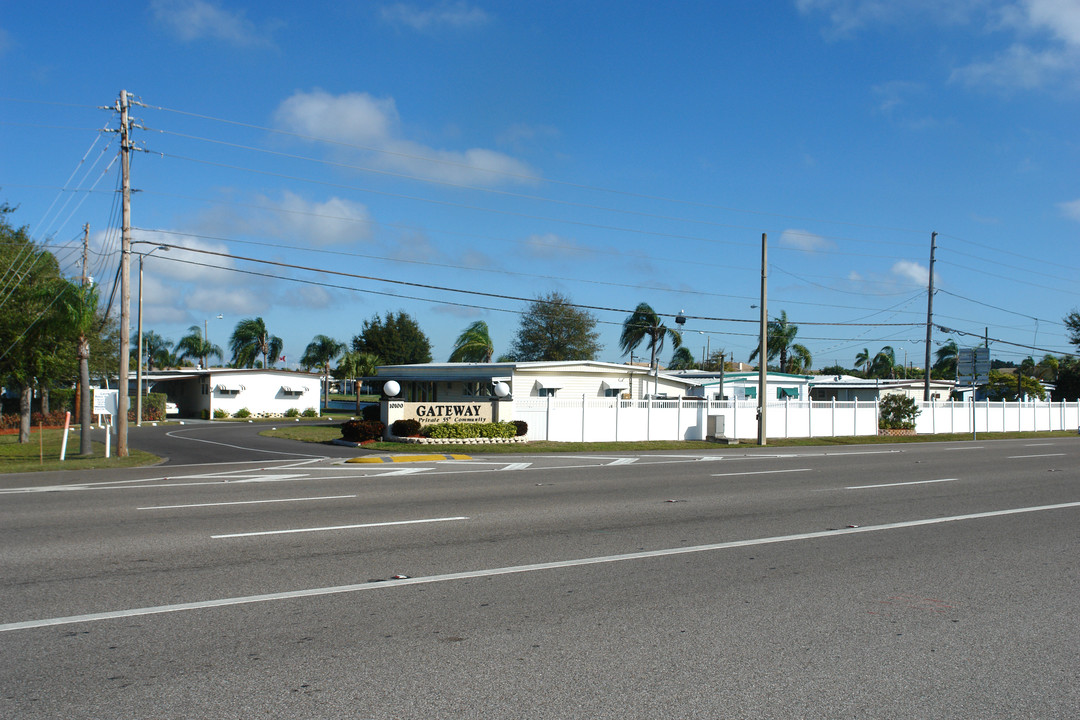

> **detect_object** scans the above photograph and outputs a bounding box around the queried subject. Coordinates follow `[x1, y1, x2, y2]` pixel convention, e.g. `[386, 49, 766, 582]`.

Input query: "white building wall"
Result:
[209, 372, 321, 417]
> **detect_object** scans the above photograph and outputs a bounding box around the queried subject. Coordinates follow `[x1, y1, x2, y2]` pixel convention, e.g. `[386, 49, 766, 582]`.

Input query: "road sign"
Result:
[957, 347, 990, 385]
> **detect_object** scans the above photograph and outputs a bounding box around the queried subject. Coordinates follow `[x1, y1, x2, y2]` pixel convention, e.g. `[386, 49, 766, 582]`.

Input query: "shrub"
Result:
[878, 394, 920, 430]
[512, 420, 528, 437]
[284, 407, 300, 417]
[213, 408, 230, 419]
[234, 407, 252, 419]
[49, 388, 75, 413]
[341, 419, 385, 442]
[302, 407, 318, 417]
[391, 418, 422, 436]
[361, 403, 381, 421]
[422, 421, 517, 439]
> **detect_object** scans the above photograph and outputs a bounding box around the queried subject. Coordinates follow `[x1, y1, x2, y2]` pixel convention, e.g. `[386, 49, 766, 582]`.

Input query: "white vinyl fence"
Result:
[511, 397, 1080, 442]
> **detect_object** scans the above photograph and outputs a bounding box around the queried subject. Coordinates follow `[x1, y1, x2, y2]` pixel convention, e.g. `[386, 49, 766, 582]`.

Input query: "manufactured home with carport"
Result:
[140, 368, 321, 418]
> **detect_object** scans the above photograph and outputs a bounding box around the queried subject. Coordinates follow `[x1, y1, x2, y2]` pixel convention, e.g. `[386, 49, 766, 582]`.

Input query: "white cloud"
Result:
[150, 0, 276, 46]
[891, 259, 930, 285]
[796, 0, 983, 39]
[523, 233, 594, 259]
[261, 191, 373, 247]
[779, 229, 835, 252]
[1059, 197, 1080, 221]
[951, 43, 1075, 89]
[273, 89, 537, 186]
[380, 2, 490, 31]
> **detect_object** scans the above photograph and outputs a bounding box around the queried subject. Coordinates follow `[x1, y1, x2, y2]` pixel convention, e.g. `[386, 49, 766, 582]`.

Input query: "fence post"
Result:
[546, 393, 552, 441]
[831, 399, 836, 436]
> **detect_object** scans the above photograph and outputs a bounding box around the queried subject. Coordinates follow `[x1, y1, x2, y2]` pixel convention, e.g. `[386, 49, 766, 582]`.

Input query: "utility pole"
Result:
[118, 90, 132, 456]
[758, 233, 768, 446]
[923, 231, 937, 402]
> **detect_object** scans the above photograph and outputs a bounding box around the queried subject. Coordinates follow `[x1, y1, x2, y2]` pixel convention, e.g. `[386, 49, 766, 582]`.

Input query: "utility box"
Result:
[707, 414, 725, 439]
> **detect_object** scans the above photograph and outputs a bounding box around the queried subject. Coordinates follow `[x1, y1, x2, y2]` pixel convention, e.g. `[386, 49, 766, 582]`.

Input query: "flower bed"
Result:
[878, 428, 916, 437]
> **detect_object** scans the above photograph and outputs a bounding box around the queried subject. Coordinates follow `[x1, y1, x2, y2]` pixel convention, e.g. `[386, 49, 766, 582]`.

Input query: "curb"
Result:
[345, 454, 472, 464]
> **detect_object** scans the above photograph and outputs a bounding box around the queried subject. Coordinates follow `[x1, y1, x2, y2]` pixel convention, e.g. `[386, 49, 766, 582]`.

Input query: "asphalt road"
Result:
[1, 433, 1078, 718]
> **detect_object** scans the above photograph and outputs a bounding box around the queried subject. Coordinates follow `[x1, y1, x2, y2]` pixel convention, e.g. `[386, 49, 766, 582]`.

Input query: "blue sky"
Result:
[2, 1, 1079, 372]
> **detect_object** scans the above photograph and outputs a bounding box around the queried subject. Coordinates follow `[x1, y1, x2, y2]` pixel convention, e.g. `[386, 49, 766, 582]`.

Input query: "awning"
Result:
[281, 386, 304, 394]
[602, 380, 630, 391]
[215, 384, 245, 393]
[743, 387, 757, 398]
[778, 387, 799, 398]
[534, 379, 563, 390]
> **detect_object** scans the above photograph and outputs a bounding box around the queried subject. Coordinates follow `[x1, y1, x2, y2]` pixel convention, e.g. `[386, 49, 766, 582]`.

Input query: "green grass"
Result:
[259, 424, 1078, 453]
[0, 430, 160, 473]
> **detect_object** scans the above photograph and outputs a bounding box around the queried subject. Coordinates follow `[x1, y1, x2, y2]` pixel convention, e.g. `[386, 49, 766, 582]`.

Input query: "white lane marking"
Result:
[212, 515, 469, 539]
[946, 447, 983, 451]
[228, 474, 310, 484]
[712, 469, 812, 478]
[1024, 443, 1056, 447]
[1007, 453, 1066, 459]
[847, 478, 957, 490]
[368, 467, 433, 477]
[607, 458, 638, 466]
[139, 495, 356, 510]
[498, 463, 533, 471]
[7, 500, 1080, 633]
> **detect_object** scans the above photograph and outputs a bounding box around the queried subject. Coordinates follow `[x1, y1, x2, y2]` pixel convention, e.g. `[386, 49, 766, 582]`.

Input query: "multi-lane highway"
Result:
[1, 425, 1077, 718]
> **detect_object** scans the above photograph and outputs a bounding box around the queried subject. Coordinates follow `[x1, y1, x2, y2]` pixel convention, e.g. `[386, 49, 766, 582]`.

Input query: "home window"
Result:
[538, 387, 558, 398]
[462, 382, 492, 397]
[281, 386, 304, 396]
[215, 384, 244, 395]
[778, 387, 799, 399]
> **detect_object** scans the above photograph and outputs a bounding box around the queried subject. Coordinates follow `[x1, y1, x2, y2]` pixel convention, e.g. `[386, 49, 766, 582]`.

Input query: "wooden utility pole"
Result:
[923, 231, 937, 402]
[75, 223, 90, 443]
[757, 233, 768, 446]
[118, 90, 132, 456]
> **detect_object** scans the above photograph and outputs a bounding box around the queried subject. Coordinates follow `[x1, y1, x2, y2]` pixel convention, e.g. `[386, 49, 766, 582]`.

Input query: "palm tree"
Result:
[336, 351, 381, 414]
[854, 348, 871, 377]
[133, 330, 174, 371]
[175, 325, 224, 368]
[58, 281, 99, 456]
[749, 310, 809, 373]
[786, 344, 813, 374]
[668, 346, 697, 370]
[933, 340, 958, 378]
[448, 320, 494, 362]
[301, 334, 346, 411]
[229, 317, 283, 369]
[620, 302, 682, 396]
[870, 346, 896, 378]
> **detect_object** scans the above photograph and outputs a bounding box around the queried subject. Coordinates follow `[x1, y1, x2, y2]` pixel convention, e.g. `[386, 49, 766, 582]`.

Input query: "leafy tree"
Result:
[301, 334, 346, 411]
[449, 320, 494, 362]
[984, 369, 1046, 401]
[0, 206, 72, 441]
[619, 302, 682, 371]
[1051, 357, 1080, 401]
[668, 346, 697, 370]
[749, 310, 811, 373]
[229, 317, 283, 368]
[1065, 310, 1080, 349]
[817, 364, 850, 377]
[352, 311, 432, 366]
[509, 292, 602, 361]
[1034, 354, 1059, 382]
[175, 325, 223, 368]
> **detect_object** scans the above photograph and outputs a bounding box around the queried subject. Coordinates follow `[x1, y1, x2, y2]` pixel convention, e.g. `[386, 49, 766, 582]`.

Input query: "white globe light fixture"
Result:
[382, 380, 400, 397]
[493, 381, 510, 398]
